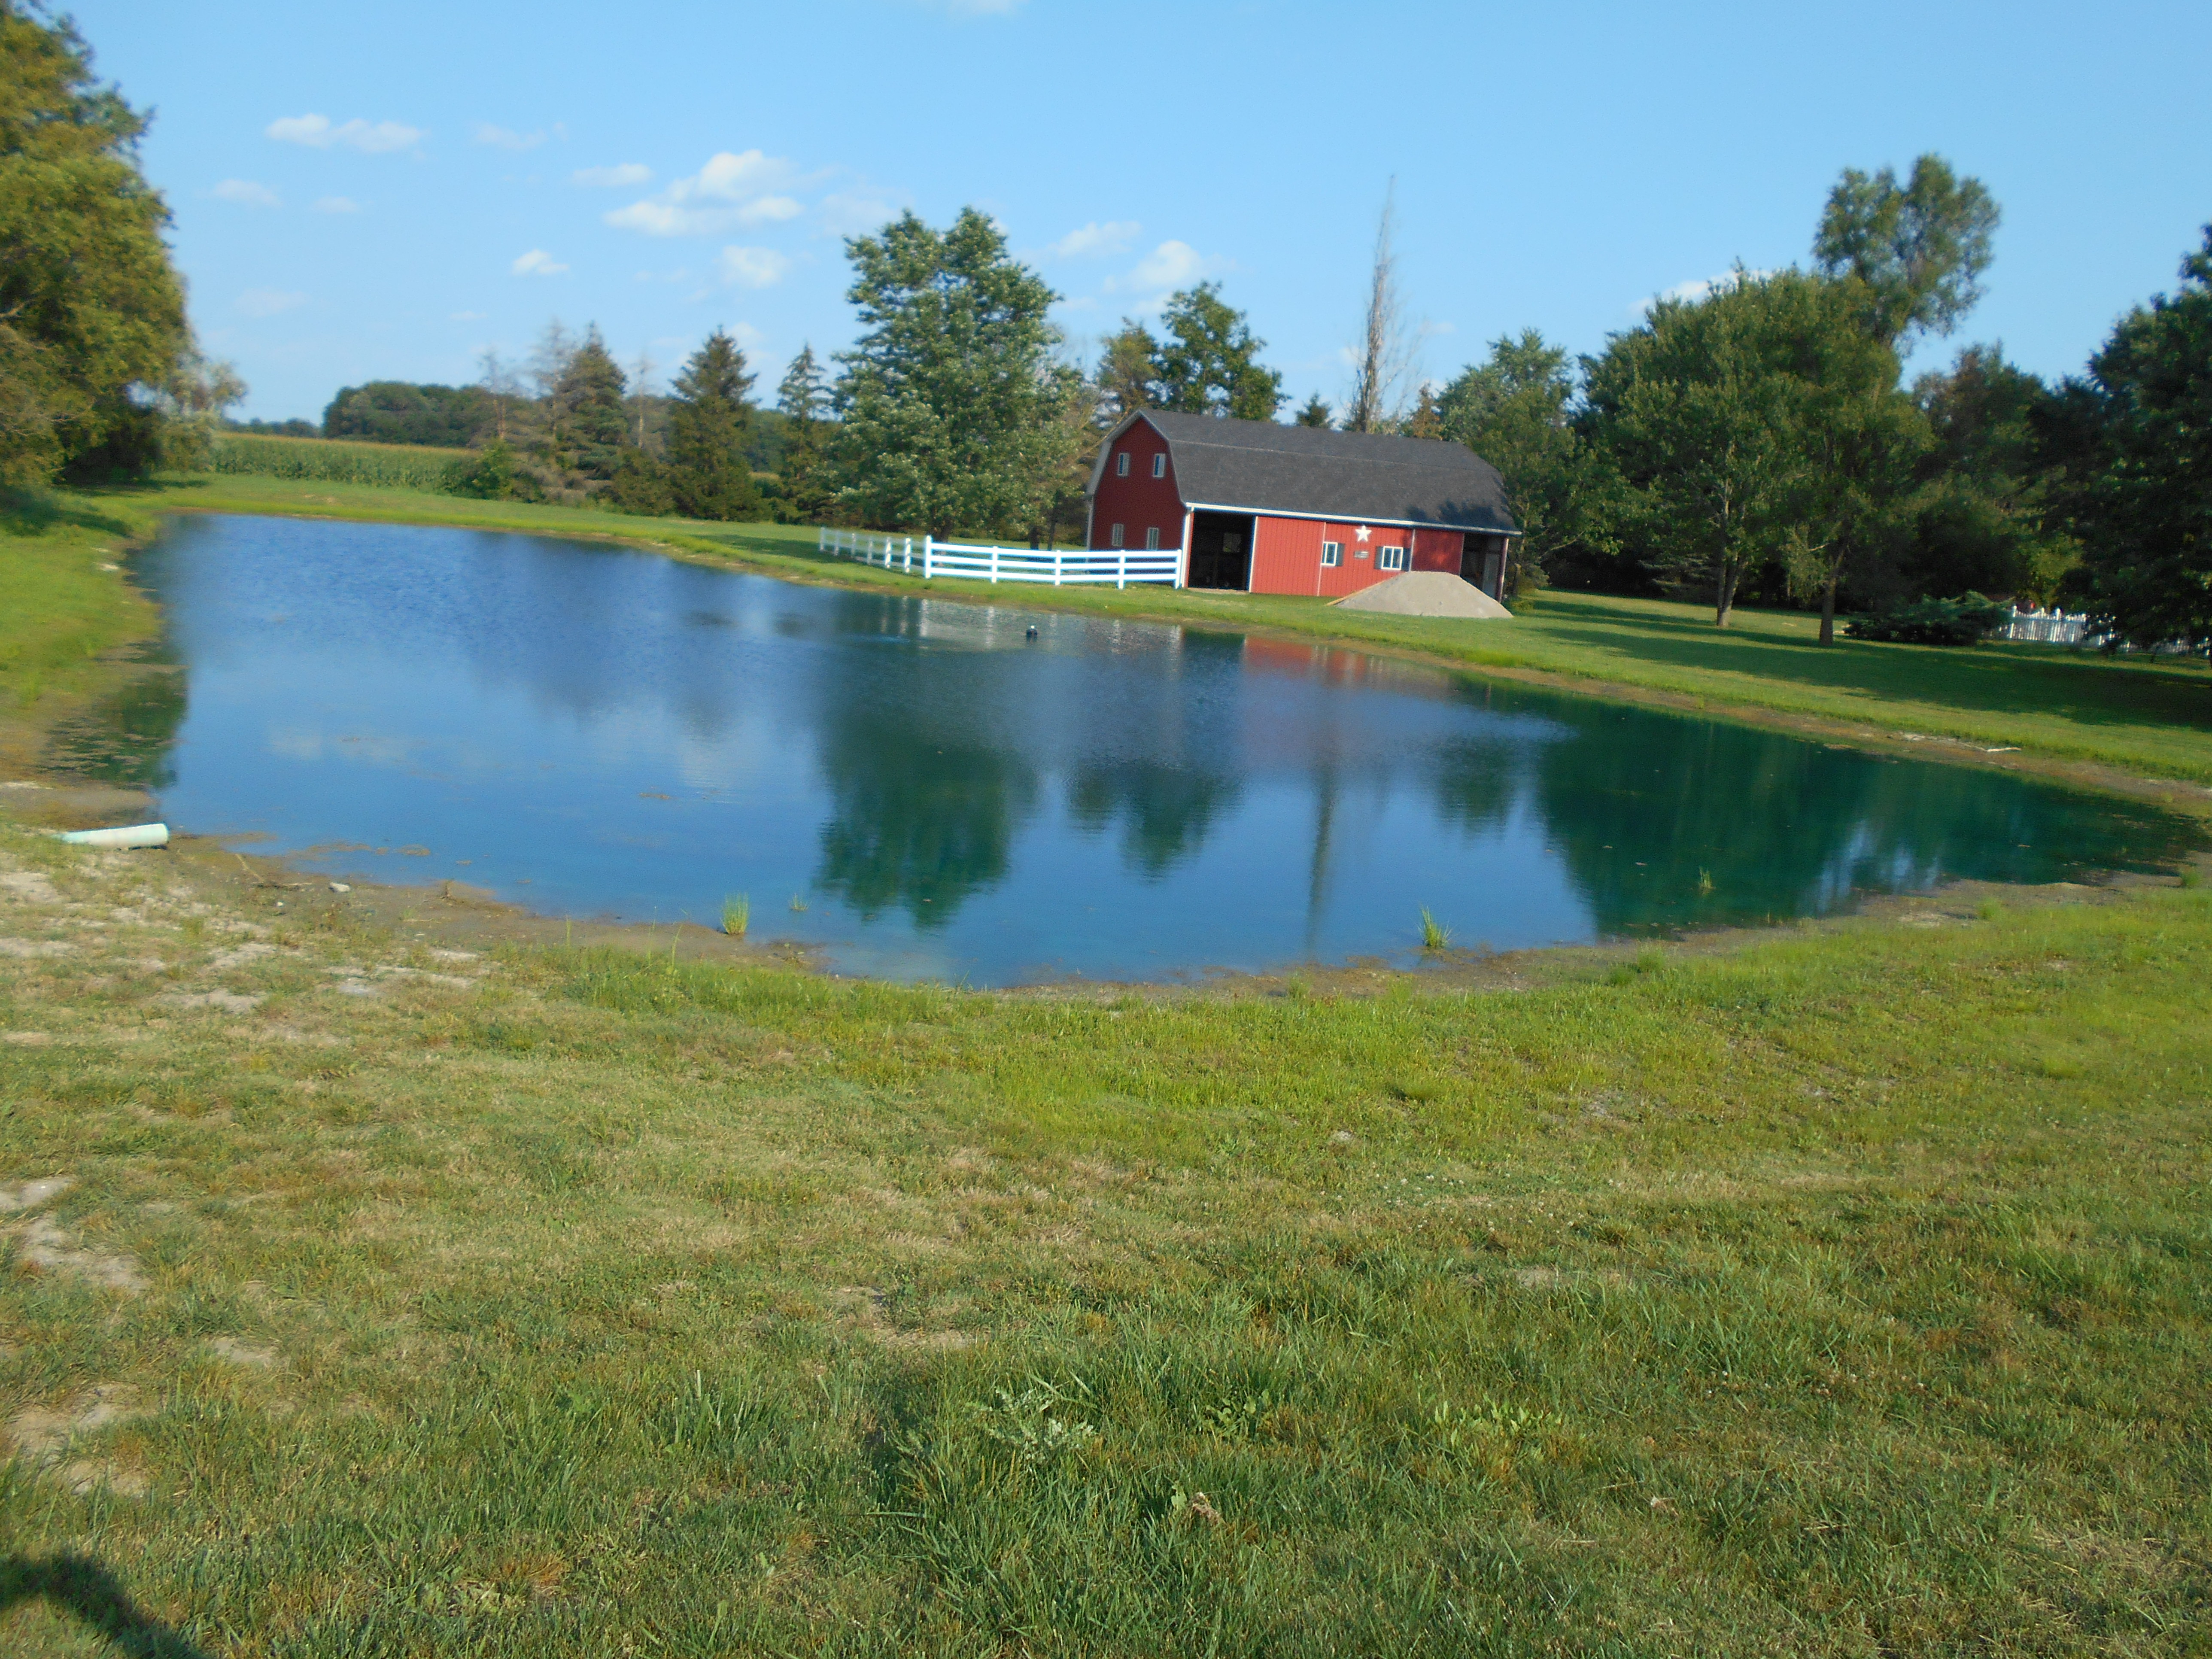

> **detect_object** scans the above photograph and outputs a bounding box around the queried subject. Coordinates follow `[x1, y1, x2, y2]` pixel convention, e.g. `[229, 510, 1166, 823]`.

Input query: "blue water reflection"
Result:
[56, 514, 2199, 984]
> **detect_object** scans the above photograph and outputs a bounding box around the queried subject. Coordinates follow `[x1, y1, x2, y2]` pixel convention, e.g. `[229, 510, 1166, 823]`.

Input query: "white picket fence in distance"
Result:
[818, 527, 1182, 589]
[2002, 606, 2094, 645]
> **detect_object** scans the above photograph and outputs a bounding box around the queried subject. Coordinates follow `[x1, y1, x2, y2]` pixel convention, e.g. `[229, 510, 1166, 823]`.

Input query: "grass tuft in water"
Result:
[1697, 867, 1715, 895]
[722, 893, 750, 937]
[1419, 908, 1450, 950]
[789, 893, 808, 912]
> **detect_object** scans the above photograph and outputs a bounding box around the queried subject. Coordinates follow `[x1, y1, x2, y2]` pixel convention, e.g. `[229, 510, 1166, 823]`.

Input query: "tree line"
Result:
[4, 0, 2205, 651]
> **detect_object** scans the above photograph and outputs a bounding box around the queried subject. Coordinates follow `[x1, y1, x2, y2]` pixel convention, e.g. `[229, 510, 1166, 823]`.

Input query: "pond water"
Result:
[53, 514, 2200, 985]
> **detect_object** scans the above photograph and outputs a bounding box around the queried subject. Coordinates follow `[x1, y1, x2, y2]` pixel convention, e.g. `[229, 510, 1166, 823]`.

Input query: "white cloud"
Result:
[474, 122, 546, 151]
[213, 178, 281, 208]
[714, 246, 792, 289]
[573, 162, 652, 188]
[450, 310, 486, 322]
[237, 288, 306, 318]
[1048, 220, 1139, 260]
[511, 248, 569, 277]
[1635, 267, 1776, 316]
[266, 114, 424, 153]
[606, 149, 811, 236]
[1104, 240, 1228, 302]
[311, 195, 360, 214]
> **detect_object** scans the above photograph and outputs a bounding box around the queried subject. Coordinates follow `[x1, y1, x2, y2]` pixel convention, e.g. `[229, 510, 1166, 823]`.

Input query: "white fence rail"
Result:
[819, 528, 1182, 589]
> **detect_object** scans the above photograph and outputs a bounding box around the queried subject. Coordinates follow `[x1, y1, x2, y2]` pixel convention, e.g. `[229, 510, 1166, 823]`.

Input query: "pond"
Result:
[52, 514, 2201, 985]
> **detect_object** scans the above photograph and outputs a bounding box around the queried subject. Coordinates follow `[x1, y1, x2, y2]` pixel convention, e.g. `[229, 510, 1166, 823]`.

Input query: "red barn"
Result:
[1084, 410, 1521, 600]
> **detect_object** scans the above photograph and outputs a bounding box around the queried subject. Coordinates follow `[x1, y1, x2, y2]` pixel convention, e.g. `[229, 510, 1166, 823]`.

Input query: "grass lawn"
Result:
[2, 828, 2209, 1654]
[2, 476, 2210, 1652]
[85, 472, 2212, 796]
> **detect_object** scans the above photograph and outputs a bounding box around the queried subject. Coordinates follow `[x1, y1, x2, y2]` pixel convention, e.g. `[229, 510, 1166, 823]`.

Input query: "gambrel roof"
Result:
[1090, 410, 1519, 534]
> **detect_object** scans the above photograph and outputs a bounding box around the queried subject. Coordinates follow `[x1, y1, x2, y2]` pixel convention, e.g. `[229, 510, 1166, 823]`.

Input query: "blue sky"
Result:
[76, 0, 2212, 422]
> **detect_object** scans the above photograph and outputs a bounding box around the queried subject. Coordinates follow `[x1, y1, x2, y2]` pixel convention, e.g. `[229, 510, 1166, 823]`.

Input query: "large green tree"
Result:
[0, 1, 185, 483]
[1813, 154, 1999, 348]
[666, 327, 759, 521]
[322, 381, 490, 447]
[2043, 227, 2212, 649]
[1585, 270, 1906, 628]
[834, 208, 1079, 538]
[1899, 346, 2070, 606]
[1149, 283, 1282, 420]
[1437, 330, 1585, 591]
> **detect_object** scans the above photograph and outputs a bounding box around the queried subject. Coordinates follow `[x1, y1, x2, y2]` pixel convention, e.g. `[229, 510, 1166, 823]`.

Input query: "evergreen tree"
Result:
[2045, 227, 2212, 649]
[1293, 393, 1333, 428]
[776, 343, 835, 523]
[0, 2, 186, 482]
[550, 326, 627, 482]
[1151, 283, 1282, 420]
[834, 207, 1079, 538]
[1405, 385, 1443, 440]
[667, 327, 759, 521]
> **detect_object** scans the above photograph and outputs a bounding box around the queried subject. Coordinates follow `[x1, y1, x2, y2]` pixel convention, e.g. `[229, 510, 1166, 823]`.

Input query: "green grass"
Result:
[722, 893, 750, 938]
[1, 828, 2208, 1653]
[0, 491, 161, 772]
[111, 472, 2212, 793]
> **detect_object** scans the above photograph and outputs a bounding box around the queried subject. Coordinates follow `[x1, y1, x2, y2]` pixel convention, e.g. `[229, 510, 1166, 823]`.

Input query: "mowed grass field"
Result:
[1, 476, 2210, 1652]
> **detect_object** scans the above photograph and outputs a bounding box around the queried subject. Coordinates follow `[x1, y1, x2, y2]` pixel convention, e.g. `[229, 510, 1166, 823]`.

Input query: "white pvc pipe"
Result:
[55, 823, 170, 850]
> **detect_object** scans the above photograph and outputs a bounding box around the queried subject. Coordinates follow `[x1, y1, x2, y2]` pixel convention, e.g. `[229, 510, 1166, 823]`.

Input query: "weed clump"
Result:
[722, 893, 750, 937]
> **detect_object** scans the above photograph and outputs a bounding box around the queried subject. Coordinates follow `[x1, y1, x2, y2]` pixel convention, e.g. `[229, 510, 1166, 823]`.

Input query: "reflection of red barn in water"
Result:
[1085, 410, 1520, 599]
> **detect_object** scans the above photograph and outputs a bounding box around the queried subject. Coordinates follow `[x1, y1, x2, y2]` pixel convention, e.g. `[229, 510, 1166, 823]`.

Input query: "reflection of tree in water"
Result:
[1428, 736, 1523, 837]
[1068, 760, 1240, 878]
[1533, 702, 2196, 936]
[813, 684, 1038, 930]
[45, 670, 189, 790]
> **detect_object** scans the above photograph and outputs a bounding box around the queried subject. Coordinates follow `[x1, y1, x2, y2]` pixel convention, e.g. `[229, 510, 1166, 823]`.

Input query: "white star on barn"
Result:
[1354, 525, 1371, 542]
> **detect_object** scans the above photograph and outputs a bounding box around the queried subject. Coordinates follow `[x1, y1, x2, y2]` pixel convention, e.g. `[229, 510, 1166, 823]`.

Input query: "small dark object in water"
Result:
[1026, 624, 1039, 640]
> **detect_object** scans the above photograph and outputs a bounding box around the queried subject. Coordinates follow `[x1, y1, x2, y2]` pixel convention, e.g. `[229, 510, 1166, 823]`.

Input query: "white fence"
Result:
[2002, 606, 2094, 645]
[819, 528, 1182, 589]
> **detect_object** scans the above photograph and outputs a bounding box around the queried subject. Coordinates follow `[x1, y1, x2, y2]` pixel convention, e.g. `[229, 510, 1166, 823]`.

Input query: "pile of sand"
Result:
[1330, 572, 1512, 619]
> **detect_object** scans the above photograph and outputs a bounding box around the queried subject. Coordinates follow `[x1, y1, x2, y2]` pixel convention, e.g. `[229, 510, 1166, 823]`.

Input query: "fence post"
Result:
[990, 546, 1000, 584]
[1117, 547, 1127, 590]
[903, 537, 912, 575]
[924, 535, 934, 581]
[1052, 546, 1063, 587]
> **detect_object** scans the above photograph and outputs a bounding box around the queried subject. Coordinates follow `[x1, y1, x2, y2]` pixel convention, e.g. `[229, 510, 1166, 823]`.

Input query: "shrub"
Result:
[1844, 592, 2012, 646]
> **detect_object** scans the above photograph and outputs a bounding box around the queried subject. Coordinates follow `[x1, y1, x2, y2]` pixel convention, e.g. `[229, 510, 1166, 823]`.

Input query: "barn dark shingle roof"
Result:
[1099, 410, 1518, 534]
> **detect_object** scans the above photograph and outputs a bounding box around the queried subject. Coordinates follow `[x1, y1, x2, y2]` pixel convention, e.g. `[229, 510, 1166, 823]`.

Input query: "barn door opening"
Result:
[1188, 511, 1254, 591]
[1461, 532, 1509, 600]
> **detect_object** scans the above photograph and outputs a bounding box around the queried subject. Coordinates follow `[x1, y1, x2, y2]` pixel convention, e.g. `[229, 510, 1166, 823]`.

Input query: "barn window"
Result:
[1378, 544, 1407, 571]
[1321, 541, 1341, 568]
[1151, 453, 1167, 478]
[1110, 523, 1125, 547]
[1115, 453, 1130, 477]
[1145, 527, 1160, 550]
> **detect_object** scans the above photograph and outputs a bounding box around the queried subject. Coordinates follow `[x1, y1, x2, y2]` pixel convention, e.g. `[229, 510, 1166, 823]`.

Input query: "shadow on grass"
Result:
[0, 489, 135, 543]
[1531, 615, 2212, 731]
[0, 1554, 209, 1657]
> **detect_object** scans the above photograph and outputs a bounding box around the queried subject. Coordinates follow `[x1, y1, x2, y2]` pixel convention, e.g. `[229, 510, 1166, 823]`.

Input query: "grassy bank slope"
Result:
[0, 492, 161, 775]
[2, 829, 2209, 1653]
[132, 473, 2212, 792]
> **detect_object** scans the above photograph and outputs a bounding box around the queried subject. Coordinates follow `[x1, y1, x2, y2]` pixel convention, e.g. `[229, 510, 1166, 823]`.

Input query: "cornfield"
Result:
[209, 434, 474, 492]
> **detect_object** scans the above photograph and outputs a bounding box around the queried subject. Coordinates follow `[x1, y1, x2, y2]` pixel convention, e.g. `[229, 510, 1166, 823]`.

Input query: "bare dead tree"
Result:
[629, 348, 656, 449]
[1346, 180, 1416, 433]
[476, 348, 521, 443]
